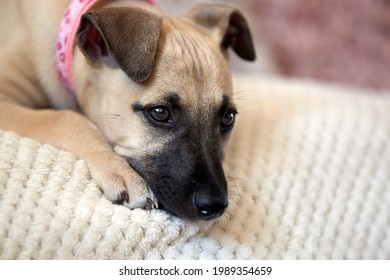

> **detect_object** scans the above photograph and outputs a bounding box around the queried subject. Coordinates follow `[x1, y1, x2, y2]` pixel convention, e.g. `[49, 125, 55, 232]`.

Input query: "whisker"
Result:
[95, 114, 121, 120]
[233, 89, 257, 95]
[217, 177, 247, 224]
[234, 95, 257, 103]
[233, 90, 264, 109]
[233, 89, 259, 102]
[228, 176, 253, 203]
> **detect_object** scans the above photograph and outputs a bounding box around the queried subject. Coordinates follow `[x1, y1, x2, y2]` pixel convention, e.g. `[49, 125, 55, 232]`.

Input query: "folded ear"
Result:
[76, 7, 162, 82]
[188, 4, 256, 61]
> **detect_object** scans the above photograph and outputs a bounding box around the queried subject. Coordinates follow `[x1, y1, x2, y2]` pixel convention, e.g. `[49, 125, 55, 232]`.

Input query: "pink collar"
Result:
[56, 0, 156, 94]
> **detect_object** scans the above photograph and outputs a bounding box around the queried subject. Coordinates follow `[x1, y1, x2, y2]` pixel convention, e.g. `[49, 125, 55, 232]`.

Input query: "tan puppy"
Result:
[0, 0, 255, 220]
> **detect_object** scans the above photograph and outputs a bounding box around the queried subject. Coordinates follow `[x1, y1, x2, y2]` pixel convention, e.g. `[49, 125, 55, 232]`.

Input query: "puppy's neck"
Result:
[57, 0, 98, 94]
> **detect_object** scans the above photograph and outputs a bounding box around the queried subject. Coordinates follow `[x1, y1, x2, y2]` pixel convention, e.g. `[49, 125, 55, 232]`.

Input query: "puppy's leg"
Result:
[0, 100, 157, 209]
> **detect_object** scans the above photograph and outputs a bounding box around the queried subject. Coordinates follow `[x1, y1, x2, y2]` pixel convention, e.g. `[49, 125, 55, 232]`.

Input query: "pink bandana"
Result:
[56, 0, 156, 94]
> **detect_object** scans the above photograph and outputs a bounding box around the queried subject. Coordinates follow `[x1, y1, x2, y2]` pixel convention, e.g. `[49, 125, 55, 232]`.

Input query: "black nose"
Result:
[194, 194, 228, 220]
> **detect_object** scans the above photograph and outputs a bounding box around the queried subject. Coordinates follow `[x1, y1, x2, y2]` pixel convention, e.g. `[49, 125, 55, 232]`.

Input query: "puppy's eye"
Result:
[221, 111, 236, 130]
[148, 107, 172, 123]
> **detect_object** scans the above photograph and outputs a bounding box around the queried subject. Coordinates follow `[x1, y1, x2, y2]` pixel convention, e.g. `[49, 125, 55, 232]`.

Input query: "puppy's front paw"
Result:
[121, 173, 158, 210]
[124, 187, 158, 210]
[86, 152, 157, 210]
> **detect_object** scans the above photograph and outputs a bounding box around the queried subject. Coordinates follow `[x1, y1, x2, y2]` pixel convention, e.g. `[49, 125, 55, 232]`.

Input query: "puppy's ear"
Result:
[188, 4, 255, 61]
[76, 7, 162, 82]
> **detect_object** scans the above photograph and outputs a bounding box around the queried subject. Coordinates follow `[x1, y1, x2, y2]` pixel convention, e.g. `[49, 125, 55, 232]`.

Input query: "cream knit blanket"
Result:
[1, 76, 389, 259]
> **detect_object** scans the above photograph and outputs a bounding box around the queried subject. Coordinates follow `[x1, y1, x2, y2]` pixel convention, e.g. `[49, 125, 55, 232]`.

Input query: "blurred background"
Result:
[158, 0, 390, 92]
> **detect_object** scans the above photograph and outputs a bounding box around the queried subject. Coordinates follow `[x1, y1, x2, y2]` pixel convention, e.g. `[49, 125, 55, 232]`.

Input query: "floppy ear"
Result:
[188, 4, 256, 61]
[76, 7, 162, 82]
[187, 4, 256, 61]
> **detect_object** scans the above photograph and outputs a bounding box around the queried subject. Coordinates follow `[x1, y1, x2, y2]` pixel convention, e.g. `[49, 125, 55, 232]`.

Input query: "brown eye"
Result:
[221, 111, 236, 130]
[148, 107, 172, 123]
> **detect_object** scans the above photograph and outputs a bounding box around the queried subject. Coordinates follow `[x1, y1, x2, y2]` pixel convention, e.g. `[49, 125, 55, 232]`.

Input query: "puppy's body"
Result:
[0, 0, 255, 220]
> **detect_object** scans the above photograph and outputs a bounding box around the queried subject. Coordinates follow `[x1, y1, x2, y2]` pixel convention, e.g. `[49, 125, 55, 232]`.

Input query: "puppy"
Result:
[0, 0, 255, 220]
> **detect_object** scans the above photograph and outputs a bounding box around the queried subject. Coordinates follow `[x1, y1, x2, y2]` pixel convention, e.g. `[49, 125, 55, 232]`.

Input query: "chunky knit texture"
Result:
[1, 76, 389, 259]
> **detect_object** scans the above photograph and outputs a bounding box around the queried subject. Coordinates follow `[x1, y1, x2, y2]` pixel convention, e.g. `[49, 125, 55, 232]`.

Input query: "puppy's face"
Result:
[76, 5, 255, 220]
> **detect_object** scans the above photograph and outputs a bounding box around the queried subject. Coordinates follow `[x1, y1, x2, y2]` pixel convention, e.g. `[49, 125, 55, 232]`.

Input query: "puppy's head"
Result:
[76, 4, 255, 220]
